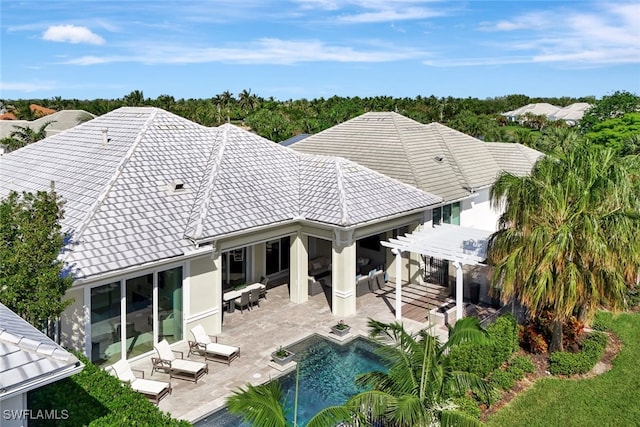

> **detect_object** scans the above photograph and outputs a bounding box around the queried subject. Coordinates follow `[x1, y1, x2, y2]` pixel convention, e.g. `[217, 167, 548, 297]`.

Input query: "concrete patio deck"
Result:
[131, 281, 432, 423]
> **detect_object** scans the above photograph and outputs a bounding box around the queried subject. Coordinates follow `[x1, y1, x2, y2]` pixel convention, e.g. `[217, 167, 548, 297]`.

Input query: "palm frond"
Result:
[227, 381, 288, 427]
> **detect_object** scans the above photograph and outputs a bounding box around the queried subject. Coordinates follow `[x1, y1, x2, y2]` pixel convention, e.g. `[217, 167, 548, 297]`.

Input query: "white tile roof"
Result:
[0, 303, 82, 399]
[0, 108, 441, 279]
[292, 112, 539, 202]
[502, 102, 592, 123]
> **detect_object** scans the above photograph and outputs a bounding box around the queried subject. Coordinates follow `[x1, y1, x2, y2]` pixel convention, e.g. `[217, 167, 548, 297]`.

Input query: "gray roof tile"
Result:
[1, 108, 442, 279]
[292, 112, 542, 201]
[0, 303, 81, 398]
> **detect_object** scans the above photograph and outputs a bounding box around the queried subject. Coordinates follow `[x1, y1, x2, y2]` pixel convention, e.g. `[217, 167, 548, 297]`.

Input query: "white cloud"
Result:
[43, 25, 105, 45]
[62, 38, 430, 66]
[0, 81, 56, 92]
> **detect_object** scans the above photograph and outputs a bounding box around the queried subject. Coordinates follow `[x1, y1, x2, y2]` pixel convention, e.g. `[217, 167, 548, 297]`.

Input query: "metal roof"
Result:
[0, 303, 83, 400]
[382, 223, 492, 265]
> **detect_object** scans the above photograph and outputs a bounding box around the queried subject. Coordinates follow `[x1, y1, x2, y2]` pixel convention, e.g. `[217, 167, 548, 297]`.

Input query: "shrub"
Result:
[509, 355, 535, 374]
[489, 370, 516, 391]
[28, 353, 190, 427]
[505, 364, 524, 381]
[448, 313, 519, 377]
[451, 395, 481, 419]
[591, 311, 613, 331]
[549, 331, 608, 376]
[519, 325, 548, 354]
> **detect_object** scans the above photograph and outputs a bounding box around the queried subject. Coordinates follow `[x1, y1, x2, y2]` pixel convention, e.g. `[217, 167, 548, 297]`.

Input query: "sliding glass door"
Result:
[89, 265, 184, 366]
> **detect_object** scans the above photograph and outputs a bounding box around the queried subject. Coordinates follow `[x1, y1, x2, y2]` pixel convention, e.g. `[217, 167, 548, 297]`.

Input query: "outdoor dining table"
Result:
[222, 283, 266, 313]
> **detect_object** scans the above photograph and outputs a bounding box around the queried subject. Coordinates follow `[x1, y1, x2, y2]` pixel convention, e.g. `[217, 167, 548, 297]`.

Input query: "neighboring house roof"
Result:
[0, 107, 441, 279]
[0, 303, 83, 400]
[0, 110, 96, 139]
[292, 112, 536, 202]
[0, 112, 17, 120]
[30, 104, 57, 118]
[502, 102, 592, 123]
[548, 102, 592, 122]
[280, 133, 310, 146]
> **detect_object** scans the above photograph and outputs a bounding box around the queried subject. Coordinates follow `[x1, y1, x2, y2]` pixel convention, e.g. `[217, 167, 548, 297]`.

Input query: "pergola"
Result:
[381, 223, 493, 321]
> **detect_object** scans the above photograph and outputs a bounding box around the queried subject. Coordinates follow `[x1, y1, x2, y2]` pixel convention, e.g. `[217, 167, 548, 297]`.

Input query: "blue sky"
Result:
[1, 0, 639, 101]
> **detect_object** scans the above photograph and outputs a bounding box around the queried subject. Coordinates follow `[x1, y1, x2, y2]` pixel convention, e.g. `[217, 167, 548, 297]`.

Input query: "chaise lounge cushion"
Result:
[155, 339, 207, 374]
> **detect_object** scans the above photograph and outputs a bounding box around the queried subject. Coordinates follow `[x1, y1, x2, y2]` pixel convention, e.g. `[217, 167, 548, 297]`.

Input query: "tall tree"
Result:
[0, 189, 73, 337]
[487, 142, 640, 352]
[579, 90, 640, 132]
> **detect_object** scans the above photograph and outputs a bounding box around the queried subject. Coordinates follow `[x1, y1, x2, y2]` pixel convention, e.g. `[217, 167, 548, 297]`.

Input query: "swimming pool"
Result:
[194, 334, 387, 427]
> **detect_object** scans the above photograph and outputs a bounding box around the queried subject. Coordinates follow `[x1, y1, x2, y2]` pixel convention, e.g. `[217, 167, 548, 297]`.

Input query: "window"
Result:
[158, 266, 183, 344]
[266, 237, 290, 276]
[432, 202, 460, 226]
[90, 282, 120, 366]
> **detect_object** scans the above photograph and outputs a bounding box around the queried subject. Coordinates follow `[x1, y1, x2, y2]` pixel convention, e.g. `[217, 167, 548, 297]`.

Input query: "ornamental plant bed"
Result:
[271, 347, 295, 366]
[331, 320, 351, 337]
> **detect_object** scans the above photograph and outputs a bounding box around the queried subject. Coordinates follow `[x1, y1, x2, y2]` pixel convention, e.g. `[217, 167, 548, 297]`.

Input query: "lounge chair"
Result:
[152, 339, 208, 383]
[109, 359, 171, 405]
[188, 324, 240, 366]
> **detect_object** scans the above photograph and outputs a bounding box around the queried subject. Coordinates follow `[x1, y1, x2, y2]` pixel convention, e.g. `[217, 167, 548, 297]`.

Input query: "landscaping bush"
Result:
[548, 331, 608, 376]
[28, 353, 190, 427]
[489, 370, 516, 391]
[448, 313, 519, 377]
[451, 395, 482, 419]
[509, 355, 535, 374]
[591, 311, 613, 331]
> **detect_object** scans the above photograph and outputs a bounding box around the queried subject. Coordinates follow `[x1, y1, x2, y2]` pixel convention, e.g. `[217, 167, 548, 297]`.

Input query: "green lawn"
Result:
[485, 312, 640, 427]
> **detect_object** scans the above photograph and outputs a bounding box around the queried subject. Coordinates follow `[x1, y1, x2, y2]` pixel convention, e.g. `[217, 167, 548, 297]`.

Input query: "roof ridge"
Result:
[390, 113, 422, 189]
[431, 123, 474, 192]
[0, 328, 79, 365]
[63, 108, 159, 259]
[186, 125, 229, 240]
[335, 157, 350, 225]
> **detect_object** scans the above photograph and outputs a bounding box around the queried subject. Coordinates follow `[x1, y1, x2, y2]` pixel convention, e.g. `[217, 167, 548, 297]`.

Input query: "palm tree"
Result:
[487, 142, 640, 352]
[313, 318, 491, 427]
[227, 381, 289, 427]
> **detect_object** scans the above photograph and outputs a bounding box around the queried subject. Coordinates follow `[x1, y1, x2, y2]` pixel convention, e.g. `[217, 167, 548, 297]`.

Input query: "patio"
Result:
[132, 281, 425, 422]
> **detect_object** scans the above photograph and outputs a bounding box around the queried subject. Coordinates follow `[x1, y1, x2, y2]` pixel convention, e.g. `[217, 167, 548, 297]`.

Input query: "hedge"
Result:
[448, 313, 520, 377]
[548, 331, 609, 376]
[28, 353, 191, 427]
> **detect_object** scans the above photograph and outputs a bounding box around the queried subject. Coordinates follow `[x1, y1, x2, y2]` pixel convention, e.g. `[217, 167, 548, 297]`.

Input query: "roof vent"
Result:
[101, 128, 110, 144]
[434, 155, 445, 163]
[167, 179, 185, 194]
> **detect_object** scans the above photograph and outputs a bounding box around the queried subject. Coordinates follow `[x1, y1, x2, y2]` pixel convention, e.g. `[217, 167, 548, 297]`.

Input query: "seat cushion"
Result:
[171, 359, 207, 373]
[131, 378, 169, 395]
[205, 342, 238, 356]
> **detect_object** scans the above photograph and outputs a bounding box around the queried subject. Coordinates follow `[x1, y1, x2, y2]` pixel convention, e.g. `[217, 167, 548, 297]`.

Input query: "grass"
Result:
[485, 312, 640, 427]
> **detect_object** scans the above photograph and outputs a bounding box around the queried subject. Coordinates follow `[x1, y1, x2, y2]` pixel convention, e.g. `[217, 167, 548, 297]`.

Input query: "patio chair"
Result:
[234, 290, 251, 313]
[248, 289, 260, 309]
[259, 276, 269, 299]
[151, 339, 208, 383]
[188, 324, 240, 366]
[109, 359, 171, 405]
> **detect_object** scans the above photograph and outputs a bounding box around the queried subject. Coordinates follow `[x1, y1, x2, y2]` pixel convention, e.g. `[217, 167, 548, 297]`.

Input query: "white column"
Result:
[393, 248, 403, 320]
[331, 230, 356, 317]
[289, 231, 309, 304]
[453, 261, 464, 322]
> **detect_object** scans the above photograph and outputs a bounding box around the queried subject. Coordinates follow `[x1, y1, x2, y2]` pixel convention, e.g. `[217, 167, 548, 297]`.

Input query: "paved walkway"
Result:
[132, 283, 428, 422]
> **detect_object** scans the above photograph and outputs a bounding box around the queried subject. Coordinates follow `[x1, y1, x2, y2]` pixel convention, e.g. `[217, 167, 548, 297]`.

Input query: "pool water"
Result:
[195, 334, 387, 427]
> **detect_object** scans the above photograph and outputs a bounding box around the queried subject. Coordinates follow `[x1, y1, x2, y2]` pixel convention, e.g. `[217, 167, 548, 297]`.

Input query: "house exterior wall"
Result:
[460, 189, 500, 232]
[187, 255, 220, 335]
[60, 287, 86, 353]
[0, 392, 27, 427]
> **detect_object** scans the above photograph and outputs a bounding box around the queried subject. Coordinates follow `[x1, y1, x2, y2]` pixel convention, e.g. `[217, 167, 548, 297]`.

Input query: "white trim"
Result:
[186, 307, 220, 324]
[334, 289, 354, 299]
[83, 286, 91, 356]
